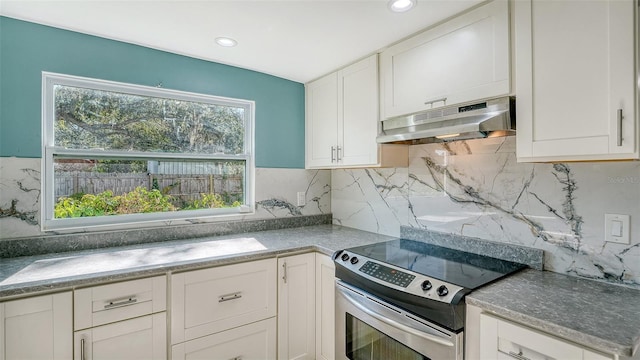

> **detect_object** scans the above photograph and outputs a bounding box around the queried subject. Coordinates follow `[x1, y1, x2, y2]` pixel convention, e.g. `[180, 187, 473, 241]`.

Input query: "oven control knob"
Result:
[341, 253, 350, 262]
[437, 285, 449, 297]
[421, 280, 432, 291]
[350, 257, 359, 265]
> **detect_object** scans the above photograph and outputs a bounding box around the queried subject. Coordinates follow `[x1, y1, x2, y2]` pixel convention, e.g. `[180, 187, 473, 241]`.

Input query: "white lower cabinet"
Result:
[171, 258, 277, 360]
[172, 317, 276, 360]
[479, 312, 613, 360]
[0, 292, 72, 360]
[0, 253, 337, 360]
[278, 253, 316, 360]
[74, 313, 166, 360]
[315, 254, 335, 360]
[171, 258, 277, 345]
[73, 276, 167, 360]
[277, 253, 337, 360]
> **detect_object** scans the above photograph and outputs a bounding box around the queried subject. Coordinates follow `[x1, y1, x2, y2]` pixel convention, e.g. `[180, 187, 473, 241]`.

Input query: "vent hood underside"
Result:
[377, 97, 515, 144]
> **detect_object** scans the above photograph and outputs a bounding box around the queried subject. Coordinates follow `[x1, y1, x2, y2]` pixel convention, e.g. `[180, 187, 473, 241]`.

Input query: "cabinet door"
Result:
[0, 292, 72, 360]
[171, 258, 277, 344]
[306, 72, 339, 168]
[338, 55, 379, 167]
[172, 317, 276, 360]
[380, 0, 510, 119]
[315, 254, 335, 360]
[515, 0, 637, 161]
[74, 313, 166, 360]
[277, 253, 315, 360]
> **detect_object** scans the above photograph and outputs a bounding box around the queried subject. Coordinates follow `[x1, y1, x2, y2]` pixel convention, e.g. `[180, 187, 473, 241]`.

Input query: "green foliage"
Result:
[54, 187, 240, 218]
[185, 193, 241, 210]
[54, 86, 245, 155]
[117, 187, 177, 214]
[54, 187, 175, 218]
[54, 190, 118, 218]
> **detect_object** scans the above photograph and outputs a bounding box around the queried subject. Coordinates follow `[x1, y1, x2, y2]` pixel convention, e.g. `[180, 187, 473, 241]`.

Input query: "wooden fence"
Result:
[55, 172, 243, 204]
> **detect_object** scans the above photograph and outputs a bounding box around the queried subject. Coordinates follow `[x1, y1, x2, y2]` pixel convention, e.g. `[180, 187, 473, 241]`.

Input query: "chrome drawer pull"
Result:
[104, 296, 137, 309]
[80, 338, 85, 360]
[424, 97, 447, 106]
[219, 292, 242, 302]
[504, 350, 531, 360]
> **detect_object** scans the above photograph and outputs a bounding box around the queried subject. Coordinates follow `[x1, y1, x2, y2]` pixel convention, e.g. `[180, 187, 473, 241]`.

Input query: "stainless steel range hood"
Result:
[377, 97, 515, 144]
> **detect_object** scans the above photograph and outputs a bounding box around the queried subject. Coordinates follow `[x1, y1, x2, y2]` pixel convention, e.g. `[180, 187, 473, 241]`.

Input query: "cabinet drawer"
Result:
[74, 313, 166, 360]
[172, 317, 276, 360]
[74, 276, 166, 330]
[171, 258, 277, 344]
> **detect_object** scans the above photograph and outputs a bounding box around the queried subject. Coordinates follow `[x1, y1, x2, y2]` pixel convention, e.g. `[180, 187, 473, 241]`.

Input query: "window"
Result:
[42, 72, 254, 230]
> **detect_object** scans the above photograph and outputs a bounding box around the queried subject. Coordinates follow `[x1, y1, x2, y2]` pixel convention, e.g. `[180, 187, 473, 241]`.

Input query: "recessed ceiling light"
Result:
[215, 37, 237, 47]
[388, 0, 416, 13]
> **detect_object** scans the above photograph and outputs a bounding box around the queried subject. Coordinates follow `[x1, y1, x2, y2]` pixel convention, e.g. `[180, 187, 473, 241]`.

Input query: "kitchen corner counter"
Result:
[467, 268, 640, 358]
[0, 224, 394, 299]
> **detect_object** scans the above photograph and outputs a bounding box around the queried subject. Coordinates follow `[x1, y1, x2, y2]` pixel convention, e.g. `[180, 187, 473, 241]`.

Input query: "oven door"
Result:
[335, 280, 463, 360]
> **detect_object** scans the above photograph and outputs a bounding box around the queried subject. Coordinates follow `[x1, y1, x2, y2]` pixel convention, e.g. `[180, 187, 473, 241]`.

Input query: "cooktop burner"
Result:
[345, 239, 526, 290]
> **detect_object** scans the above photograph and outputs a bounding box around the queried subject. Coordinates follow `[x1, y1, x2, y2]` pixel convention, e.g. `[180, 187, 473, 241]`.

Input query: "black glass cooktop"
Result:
[346, 239, 527, 290]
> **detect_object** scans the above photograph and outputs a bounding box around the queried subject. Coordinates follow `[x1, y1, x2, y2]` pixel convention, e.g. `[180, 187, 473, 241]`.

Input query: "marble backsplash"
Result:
[0, 157, 331, 239]
[332, 136, 640, 286]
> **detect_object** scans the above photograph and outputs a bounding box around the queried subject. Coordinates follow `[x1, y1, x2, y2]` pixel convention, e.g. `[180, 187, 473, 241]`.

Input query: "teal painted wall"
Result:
[0, 16, 305, 168]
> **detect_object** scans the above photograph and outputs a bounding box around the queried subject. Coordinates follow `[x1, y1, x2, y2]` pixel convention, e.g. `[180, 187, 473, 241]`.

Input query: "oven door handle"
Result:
[338, 285, 455, 348]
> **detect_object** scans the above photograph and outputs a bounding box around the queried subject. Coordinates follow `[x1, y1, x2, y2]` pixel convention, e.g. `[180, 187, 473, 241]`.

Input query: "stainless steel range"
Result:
[334, 239, 527, 360]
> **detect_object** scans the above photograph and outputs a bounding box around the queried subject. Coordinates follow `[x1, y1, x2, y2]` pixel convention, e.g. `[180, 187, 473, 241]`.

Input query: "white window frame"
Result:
[41, 72, 255, 231]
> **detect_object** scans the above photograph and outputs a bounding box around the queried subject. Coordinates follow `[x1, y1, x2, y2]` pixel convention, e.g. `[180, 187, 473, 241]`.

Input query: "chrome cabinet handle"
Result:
[336, 146, 342, 161]
[218, 292, 242, 302]
[282, 262, 287, 284]
[617, 108, 623, 146]
[331, 146, 336, 162]
[104, 296, 137, 309]
[424, 97, 447, 106]
[80, 338, 85, 360]
[229, 357, 242, 360]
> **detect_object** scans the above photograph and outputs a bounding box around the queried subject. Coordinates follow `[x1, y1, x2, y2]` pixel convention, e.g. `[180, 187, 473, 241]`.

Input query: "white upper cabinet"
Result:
[515, 0, 638, 162]
[306, 72, 339, 168]
[305, 54, 408, 169]
[380, 0, 511, 120]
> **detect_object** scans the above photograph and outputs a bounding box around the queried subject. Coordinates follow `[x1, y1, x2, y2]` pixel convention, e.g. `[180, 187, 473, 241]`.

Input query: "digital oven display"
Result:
[359, 261, 416, 288]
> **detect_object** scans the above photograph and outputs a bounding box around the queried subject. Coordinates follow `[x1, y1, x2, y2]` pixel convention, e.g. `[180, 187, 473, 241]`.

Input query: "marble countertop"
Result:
[0, 224, 394, 299]
[2, 224, 638, 357]
[467, 268, 640, 358]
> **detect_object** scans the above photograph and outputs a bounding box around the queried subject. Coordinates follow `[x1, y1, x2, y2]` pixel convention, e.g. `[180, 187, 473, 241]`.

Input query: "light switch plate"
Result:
[604, 214, 630, 244]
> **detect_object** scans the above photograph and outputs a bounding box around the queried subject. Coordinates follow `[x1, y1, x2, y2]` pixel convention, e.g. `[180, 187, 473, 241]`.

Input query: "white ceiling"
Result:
[0, 0, 483, 83]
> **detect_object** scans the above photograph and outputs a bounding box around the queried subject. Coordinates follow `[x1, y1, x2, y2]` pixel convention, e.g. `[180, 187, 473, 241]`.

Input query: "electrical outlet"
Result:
[297, 192, 306, 206]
